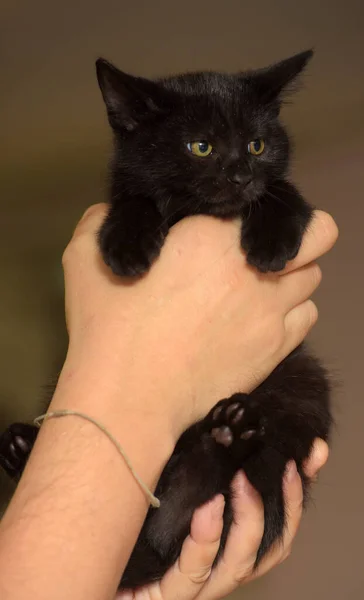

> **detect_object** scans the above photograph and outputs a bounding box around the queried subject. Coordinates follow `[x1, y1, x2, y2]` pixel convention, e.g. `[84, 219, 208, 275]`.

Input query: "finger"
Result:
[282, 211, 338, 274]
[198, 471, 264, 600]
[281, 300, 318, 357]
[62, 203, 109, 268]
[303, 438, 329, 481]
[157, 494, 225, 600]
[116, 590, 134, 600]
[278, 263, 322, 312]
[247, 461, 303, 581]
[73, 203, 108, 238]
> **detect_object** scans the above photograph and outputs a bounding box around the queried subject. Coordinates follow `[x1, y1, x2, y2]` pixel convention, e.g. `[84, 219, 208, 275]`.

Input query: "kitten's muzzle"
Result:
[227, 173, 253, 189]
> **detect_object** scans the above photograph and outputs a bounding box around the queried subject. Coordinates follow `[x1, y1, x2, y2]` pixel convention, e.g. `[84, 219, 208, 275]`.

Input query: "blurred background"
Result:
[1, 1, 363, 598]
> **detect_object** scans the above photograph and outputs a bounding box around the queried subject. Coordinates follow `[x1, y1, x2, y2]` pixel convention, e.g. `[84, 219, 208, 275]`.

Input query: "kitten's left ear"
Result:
[247, 49, 314, 103]
[96, 58, 166, 131]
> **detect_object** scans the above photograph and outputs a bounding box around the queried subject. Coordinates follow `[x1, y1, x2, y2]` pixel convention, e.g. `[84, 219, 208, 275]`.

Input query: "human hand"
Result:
[116, 439, 329, 600]
[61, 205, 337, 439]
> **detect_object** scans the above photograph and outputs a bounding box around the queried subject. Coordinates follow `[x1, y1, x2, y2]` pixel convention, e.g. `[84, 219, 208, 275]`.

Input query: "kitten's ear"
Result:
[96, 58, 165, 131]
[248, 49, 314, 104]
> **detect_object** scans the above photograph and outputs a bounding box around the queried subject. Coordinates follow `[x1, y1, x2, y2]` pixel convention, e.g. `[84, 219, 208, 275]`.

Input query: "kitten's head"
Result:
[96, 51, 312, 216]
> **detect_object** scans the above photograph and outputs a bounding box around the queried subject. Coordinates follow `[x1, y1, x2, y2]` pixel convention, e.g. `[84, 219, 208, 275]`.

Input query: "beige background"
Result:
[1, 1, 363, 598]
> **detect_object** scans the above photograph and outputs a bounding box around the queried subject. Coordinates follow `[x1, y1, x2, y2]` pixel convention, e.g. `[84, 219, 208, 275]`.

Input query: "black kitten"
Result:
[0, 50, 332, 589]
[97, 51, 313, 275]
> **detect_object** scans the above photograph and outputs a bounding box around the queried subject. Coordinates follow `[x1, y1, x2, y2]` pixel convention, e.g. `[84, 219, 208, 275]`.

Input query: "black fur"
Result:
[0, 50, 332, 590]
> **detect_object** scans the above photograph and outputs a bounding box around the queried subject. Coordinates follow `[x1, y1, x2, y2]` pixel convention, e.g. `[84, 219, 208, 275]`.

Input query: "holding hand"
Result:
[117, 440, 328, 600]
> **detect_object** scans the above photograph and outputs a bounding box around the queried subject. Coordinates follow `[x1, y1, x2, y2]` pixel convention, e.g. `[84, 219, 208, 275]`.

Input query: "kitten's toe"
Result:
[209, 394, 267, 449]
[242, 227, 302, 273]
[247, 250, 289, 273]
[246, 243, 300, 273]
[211, 426, 234, 447]
[0, 423, 37, 478]
[99, 222, 165, 277]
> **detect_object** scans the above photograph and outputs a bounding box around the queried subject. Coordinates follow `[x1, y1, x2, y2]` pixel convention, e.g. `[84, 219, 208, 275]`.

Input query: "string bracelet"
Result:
[33, 409, 161, 508]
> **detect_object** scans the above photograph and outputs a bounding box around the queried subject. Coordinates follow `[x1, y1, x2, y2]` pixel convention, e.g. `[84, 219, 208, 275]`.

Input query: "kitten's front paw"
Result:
[0, 423, 37, 479]
[208, 394, 267, 449]
[99, 219, 166, 277]
[242, 221, 303, 273]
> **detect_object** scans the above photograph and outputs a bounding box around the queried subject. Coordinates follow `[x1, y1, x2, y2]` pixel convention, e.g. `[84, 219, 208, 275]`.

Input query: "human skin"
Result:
[118, 439, 328, 600]
[0, 205, 337, 600]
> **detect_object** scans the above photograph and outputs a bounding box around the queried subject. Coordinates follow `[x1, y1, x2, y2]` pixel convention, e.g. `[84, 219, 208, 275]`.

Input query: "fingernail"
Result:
[285, 461, 298, 483]
[233, 470, 256, 497]
[118, 592, 133, 600]
[211, 494, 225, 520]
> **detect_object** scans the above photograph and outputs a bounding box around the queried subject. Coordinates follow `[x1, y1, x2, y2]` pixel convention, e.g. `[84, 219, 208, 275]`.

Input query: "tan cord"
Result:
[34, 409, 160, 508]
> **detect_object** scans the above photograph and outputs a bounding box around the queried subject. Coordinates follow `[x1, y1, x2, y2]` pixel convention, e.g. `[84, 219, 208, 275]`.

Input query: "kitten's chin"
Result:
[202, 183, 264, 210]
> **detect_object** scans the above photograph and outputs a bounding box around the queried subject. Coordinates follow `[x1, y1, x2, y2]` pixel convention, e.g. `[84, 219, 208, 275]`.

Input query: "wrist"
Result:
[51, 350, 178, 458]
[0, 363, 176, 599]
[58, 343, 192, 441]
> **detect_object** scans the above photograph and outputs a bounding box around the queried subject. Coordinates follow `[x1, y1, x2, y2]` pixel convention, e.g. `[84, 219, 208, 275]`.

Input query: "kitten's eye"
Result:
[248, 139, 265, 156]
[187, 141, 213, 157]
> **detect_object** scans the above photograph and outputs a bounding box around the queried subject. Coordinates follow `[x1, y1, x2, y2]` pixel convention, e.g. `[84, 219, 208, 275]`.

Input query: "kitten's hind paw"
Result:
[0, 423, 38, 479]
[208, 394, 267, 451]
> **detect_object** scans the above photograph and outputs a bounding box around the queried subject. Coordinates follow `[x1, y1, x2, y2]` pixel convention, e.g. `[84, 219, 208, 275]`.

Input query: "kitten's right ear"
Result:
[246, 50, 314, 105]
[96, 58, 164, 131]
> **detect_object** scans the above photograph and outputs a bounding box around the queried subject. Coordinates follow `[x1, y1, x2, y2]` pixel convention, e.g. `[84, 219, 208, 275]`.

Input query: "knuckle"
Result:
[80, 203, 106, 223]
[265, 320, 286, 355]
[61, 236, 82, 265]
[310, 263, 322, 287]
[61, 230, 90, 268]
[232, 564, 252, 585]
[306, 300, 319, 327]
[316, 211, 339, 247]
[187, 567, 212, 585]
[220, 557, 253, 585]
[69, 204, 107, 244]
[61, 243, 72, 267]
[233, 573, 247, 585]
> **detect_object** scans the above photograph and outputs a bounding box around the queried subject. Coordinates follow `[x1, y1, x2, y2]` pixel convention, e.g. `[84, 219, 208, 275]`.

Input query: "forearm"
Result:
[0, 206, 337, 599]
[0, 357, 175, 600]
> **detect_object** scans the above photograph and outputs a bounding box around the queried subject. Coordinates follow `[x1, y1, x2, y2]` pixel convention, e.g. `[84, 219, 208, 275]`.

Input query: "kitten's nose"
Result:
[227, 173, 252, 188]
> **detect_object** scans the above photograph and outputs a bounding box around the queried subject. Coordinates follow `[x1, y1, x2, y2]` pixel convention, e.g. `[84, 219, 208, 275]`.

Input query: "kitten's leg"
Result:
[99, 198, 168, 277]
[120, 541, 171, 589]
[206, 347, 331, 564]
[0, 423, 38, 480]
[121, 349, 330, 587]
[203, 395, 286, 562]
[241, 180, 312, 272]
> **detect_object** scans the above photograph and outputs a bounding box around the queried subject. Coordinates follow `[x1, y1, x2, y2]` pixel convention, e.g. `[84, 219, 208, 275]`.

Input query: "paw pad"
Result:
[209, 396, 267, 448]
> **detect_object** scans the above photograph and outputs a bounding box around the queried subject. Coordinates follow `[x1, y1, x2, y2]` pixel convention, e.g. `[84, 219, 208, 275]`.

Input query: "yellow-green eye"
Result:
[248, 139, 265, 156]
[187, 141, 213, 157]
